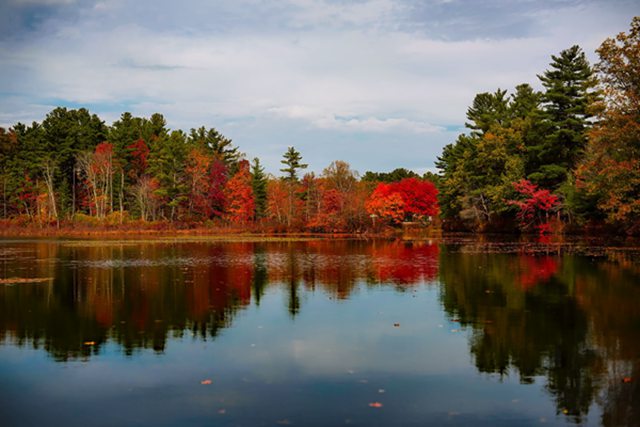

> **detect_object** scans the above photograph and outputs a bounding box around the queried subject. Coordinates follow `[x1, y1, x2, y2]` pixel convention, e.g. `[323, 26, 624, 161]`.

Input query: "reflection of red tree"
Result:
[518, 256, 559, 290]
[225, 243, 253, 305]
[185, 244, 253, 321]
[371, 242, 439, 285]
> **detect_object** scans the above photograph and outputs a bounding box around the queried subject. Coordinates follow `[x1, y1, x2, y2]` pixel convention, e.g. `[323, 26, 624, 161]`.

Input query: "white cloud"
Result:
[0, 0, 636, 173]
[268, 105, 443, 133]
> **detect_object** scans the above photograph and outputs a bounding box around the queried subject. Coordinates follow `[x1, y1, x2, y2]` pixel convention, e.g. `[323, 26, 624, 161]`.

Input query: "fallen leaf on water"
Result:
[623, 377, 633, 383]
[276, 419, 291, 425]
[562, 408, 569, 414]
[393, 323, 400, 327]
[368, 402, 383, 408]
[217, 409, 226, 414]
[83, 341, 96, 346]
[201, 379, 212, 385]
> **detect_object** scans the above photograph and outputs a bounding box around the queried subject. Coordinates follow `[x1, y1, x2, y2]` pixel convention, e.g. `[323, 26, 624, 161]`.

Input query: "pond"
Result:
[0, 237, 639, 426]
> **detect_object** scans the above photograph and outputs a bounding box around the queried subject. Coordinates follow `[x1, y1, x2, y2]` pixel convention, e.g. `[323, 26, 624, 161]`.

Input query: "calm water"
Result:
[0, 237, 638, 427]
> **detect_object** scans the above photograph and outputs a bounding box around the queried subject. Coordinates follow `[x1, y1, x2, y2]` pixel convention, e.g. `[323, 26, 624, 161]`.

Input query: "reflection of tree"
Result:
[0, 239, 441, 359]
[285, 243, 301, 317]
[370, 240, 439, 285]
[252, 245, 268, 306]
[439, 248, 640, 424]
[574, 251, 640, 427]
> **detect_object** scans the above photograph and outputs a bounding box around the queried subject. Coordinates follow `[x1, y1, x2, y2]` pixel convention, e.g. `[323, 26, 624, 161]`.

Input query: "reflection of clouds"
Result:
[218, 287, 468, 381]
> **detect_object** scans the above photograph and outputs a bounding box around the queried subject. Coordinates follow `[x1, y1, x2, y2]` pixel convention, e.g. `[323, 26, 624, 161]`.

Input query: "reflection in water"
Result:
[0, 240, 440, 359]
[439, 246, 640, 426]
[0, 238, 639, 426]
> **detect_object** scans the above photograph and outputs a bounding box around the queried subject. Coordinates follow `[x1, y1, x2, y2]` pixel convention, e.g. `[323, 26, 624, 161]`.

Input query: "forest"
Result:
[0, 17, 638, 235]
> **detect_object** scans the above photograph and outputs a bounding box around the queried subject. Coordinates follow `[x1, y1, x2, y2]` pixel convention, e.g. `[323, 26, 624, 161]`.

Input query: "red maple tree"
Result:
[507, 179, 560, 234]
[224, 160, 255, 224]
[365, 178, 439, 224]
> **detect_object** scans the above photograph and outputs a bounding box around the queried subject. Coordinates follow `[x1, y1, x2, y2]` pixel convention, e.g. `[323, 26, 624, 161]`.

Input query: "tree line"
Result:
[437, 17, 640, 235]
[0, 109, 437, 231]
[0, 17, 638, 235]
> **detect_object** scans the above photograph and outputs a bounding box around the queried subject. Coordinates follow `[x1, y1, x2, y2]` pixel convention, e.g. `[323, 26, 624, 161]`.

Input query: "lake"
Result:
[0, 237, 638, 426]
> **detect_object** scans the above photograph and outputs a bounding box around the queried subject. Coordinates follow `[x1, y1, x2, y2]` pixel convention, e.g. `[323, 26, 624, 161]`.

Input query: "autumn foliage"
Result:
[224, 160, 255, 224]
[507, 179, 559, 234]
[366, 178, 439, 224]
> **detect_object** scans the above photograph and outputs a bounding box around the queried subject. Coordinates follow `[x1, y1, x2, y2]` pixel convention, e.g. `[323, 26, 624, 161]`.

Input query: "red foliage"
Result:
[366, 183, 405, 224]
[224, 160, 255, 223]
[186, 149, 227, 219]
[127, 138, 149, 178]
[518, 256, 559, 290]
[17, 175, 37, 213]
[508, 179, 559, 234]
[371, 241, 439, 284]
[208, 159, 227, 218]
[393, 178, 439, 218]
[365, 178, 439, 224]
[307, 183, 347, 230]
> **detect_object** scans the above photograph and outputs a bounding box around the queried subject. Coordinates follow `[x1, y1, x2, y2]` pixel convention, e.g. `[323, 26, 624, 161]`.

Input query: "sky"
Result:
[0, 0, 636, 177]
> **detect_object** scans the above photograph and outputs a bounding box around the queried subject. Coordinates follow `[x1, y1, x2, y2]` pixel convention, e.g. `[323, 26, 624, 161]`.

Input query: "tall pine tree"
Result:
[529, 45, 599, 189]
[251, 157, 268, 219]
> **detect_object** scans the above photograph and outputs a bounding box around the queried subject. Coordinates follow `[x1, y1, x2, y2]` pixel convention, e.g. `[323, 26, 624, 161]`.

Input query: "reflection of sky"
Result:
[0, 0, 636, 175]
[0, 283, 597, 426]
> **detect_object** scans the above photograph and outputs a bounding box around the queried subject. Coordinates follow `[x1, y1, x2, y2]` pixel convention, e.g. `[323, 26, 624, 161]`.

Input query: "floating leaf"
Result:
[368, 402, 383, 408]
[201, 379, 212, 385]
[83, 341, 96, 346]
[623, 377, 633, 383]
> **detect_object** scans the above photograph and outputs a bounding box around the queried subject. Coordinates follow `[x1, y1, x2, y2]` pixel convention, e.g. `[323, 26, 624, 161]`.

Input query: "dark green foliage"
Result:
[188, 126, 240, 169]
[465, 89, 509, 135]
[30, 107, 107, 215]
[361, 168, 418, 183]
[436, 45, 601, 231]
[437, 89, 528, 230]
[147, 130, 189, 220]
[529, 45, 599, 189]
[280, 146, 307, 181]
[251, 157, 268, 219]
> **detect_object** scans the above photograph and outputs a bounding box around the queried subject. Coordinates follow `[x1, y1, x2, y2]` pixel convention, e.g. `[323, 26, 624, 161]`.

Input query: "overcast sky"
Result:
[0, 0, 636, 176]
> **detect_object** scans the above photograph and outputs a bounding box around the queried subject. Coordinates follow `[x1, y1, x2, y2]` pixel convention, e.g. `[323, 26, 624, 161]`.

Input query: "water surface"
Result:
[0, 238, 638, 426]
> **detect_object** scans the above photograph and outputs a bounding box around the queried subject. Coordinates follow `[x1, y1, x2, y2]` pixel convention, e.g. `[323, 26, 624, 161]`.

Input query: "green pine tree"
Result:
[529, 45, 599, 189]
[250, 157, 268, 219]
[280, 146, 307, 181]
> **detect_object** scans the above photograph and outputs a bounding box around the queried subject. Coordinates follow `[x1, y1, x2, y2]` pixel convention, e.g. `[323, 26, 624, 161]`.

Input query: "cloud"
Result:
[0, 0, 636, 174]
[268, 105, 443, 133]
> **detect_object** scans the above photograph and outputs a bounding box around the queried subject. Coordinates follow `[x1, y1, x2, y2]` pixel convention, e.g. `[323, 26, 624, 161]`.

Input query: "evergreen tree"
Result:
[361, 168, 418, 183]
[188, 126, 239, 169]
[250, 157, 268, 219]
[147, 130, 188, 220]
[465, 89, 509, 135]
[529, 45, 599, 189]
[40, 107, 107, 215]
[280, 146, 307, 181]
[279, 146, 307, 227]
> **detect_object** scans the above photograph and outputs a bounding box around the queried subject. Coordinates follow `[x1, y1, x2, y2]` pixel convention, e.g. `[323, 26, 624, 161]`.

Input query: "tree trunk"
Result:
[42, 161, 59, 227]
